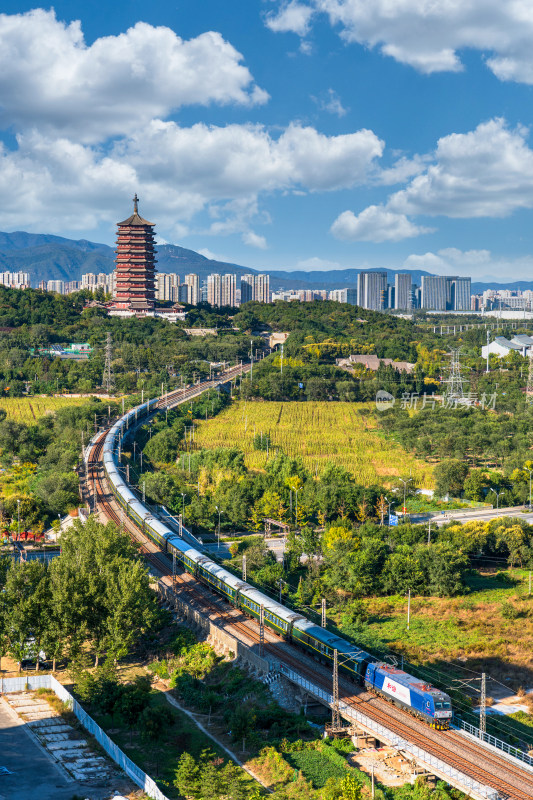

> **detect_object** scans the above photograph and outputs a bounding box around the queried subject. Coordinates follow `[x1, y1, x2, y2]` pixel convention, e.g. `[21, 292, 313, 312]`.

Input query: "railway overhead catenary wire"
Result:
[85, 372, 533, 800]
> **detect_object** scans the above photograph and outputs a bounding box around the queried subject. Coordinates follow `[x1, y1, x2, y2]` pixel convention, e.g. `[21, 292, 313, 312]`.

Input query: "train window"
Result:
[443, 703, 451, 709]
[435, 702, 443, 709]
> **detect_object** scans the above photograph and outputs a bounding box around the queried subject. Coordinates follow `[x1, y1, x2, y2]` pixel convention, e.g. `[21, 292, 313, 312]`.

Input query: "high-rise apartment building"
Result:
[184, 273, 199, 305]
[421, 275, 447, 310]
[240, 275, 254, 303]
[221, 273, 236, 307]
[156, 273, 180, 302]
[254, 274, 270, 304]
[395, 273, 412, 310]
[357, 271, 387, 310]
[207, 273, 221, 307]
[240, 273, 270, 304]
[0, 271, 30, 289]
[47, 280, 65, 294]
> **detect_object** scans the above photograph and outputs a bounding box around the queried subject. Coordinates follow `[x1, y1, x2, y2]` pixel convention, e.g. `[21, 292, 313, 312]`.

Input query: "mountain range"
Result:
[0, 230, 528, 294]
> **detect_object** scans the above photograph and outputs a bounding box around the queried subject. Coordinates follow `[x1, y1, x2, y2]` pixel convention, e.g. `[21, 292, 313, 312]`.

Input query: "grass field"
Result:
[336, 569, 533, 682]
[0, 395, 90, 423]
[194, 401, 434, 487]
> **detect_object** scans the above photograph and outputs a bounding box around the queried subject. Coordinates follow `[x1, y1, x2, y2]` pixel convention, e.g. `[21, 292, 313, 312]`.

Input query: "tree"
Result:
[463, 469, 489, 502]
[4, 560, 50, 670]
[174, 752, 199, 797]
[433, 459, 469, 498]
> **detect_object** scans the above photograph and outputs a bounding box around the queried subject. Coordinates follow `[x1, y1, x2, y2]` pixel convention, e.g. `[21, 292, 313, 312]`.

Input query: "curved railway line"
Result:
[85, 381, 533, 800]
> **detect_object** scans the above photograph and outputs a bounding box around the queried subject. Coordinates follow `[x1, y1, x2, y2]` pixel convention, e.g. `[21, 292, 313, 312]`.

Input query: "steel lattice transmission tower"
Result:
[103, 332, 114, 393]
[443, 348, 468, 405]
[526, 352, 533, 404]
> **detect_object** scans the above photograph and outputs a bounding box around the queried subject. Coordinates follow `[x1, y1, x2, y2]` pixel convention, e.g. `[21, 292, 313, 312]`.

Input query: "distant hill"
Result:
[0, 230, 530, 293]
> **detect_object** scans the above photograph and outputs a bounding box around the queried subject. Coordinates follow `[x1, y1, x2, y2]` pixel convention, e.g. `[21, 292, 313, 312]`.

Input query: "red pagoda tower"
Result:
[113, 194, 156, 311]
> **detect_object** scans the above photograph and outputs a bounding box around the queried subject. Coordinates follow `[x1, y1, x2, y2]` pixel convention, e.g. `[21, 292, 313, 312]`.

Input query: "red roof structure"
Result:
[112, 194, 156, 311]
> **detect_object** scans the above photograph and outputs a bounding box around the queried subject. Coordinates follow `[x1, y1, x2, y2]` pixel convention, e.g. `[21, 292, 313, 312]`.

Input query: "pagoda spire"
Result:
[133, 193, 139, 214]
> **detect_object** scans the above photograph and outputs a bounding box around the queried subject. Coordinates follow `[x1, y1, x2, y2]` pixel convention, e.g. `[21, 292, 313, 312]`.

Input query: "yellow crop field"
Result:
[0, 396, 90, 423]
[194, 401, 434, 487]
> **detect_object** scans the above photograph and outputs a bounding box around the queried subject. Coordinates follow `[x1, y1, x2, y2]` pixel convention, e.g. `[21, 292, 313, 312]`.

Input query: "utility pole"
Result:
[480, 673, 486, 736]
[259, 604, 264, 657]
[242, 554, 247, 582]
[142, 481, 145, 503]
[280, 343, 284, 375]
[321, 598, 326, 628]
[407, 588, 411, 631]
[332, 649, 340, 729]
[526, 352, 533, 404]
[486, 330, 490, 374]
[172, 551, 176, 589]
[427, 520, 431, 546]
[103, 332, 114, 393]
[250, 339, 253, 384]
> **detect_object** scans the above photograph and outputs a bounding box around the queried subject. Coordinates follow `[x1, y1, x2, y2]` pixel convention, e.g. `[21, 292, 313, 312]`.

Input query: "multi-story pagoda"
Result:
[112, 194, 156, 311]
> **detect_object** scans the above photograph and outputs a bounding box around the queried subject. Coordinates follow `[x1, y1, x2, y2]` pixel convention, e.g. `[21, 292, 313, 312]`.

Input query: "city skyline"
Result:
[2, 4, 533, 279]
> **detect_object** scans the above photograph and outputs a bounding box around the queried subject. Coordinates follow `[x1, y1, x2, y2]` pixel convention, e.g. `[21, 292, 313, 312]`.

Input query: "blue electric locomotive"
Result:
[365, 662, 453, 730]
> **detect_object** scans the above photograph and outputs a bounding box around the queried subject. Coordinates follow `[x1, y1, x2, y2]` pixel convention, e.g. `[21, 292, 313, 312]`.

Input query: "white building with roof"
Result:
[482, 336, 530, 359]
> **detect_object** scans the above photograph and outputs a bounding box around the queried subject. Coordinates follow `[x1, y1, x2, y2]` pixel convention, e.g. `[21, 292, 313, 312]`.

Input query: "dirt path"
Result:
[156, 681, 272, 791]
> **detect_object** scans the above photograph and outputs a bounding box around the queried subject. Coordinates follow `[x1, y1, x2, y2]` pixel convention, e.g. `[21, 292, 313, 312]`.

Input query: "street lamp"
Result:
[181, 493, 186, 523]
[384, 496, 393, 525]
[525, 467, 533, 510]
[398, 478, 413, 516]
[215, 505, 221, 549]
[490, 487, 503, 510]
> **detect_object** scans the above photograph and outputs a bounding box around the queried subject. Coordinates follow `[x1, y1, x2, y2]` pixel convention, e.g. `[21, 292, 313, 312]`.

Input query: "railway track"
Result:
[86, 418, 533, 800]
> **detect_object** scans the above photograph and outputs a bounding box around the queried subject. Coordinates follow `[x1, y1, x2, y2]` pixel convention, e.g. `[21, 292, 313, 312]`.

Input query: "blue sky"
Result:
[2, 2, 533, 280]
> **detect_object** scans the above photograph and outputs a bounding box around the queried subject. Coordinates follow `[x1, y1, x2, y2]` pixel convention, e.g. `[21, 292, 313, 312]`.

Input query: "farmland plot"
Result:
[0, 396, 90, 423]
[194, 401, 433, 487]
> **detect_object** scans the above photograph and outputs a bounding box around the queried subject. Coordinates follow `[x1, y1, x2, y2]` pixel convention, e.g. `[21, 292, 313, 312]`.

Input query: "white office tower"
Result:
[184, 273, 199, 305]
[156, 273, 180, 302]
[421, 275, 447, 310]
[357, 271, 387, 310]
[395, 273, 412, 310]
[207, 273, 221, 306]
[451, 277, 471, 311]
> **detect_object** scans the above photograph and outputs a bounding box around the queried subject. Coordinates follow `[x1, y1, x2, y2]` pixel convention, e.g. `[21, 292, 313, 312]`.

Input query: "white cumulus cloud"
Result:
[389, 118, 533, 219]
[0, 9, 268, 142]
[0, 121, 383, 239]
[267, 0, 533, 83]
[242, 231, 268, 249]
[265, 1, 315, 36]
[330, 206, 432, 242]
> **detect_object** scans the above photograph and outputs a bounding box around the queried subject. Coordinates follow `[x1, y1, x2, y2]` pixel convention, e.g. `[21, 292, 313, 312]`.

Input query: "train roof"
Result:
[206, 562, 247, 592]
[242, 585, 304, 623]
[293, 618, 375, 660]
[372, 663, 450, 698]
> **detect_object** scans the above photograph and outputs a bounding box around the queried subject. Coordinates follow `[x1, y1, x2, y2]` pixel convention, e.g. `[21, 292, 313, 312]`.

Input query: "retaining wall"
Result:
[0, 675, 169, 800]
[157, 580, 271, 675]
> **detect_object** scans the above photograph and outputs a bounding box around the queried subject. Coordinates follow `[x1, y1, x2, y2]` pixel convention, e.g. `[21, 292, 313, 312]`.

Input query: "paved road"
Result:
[0, 698, 112, 800]
[428, 505, 533, 527]
[203, 536, 288, 562]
